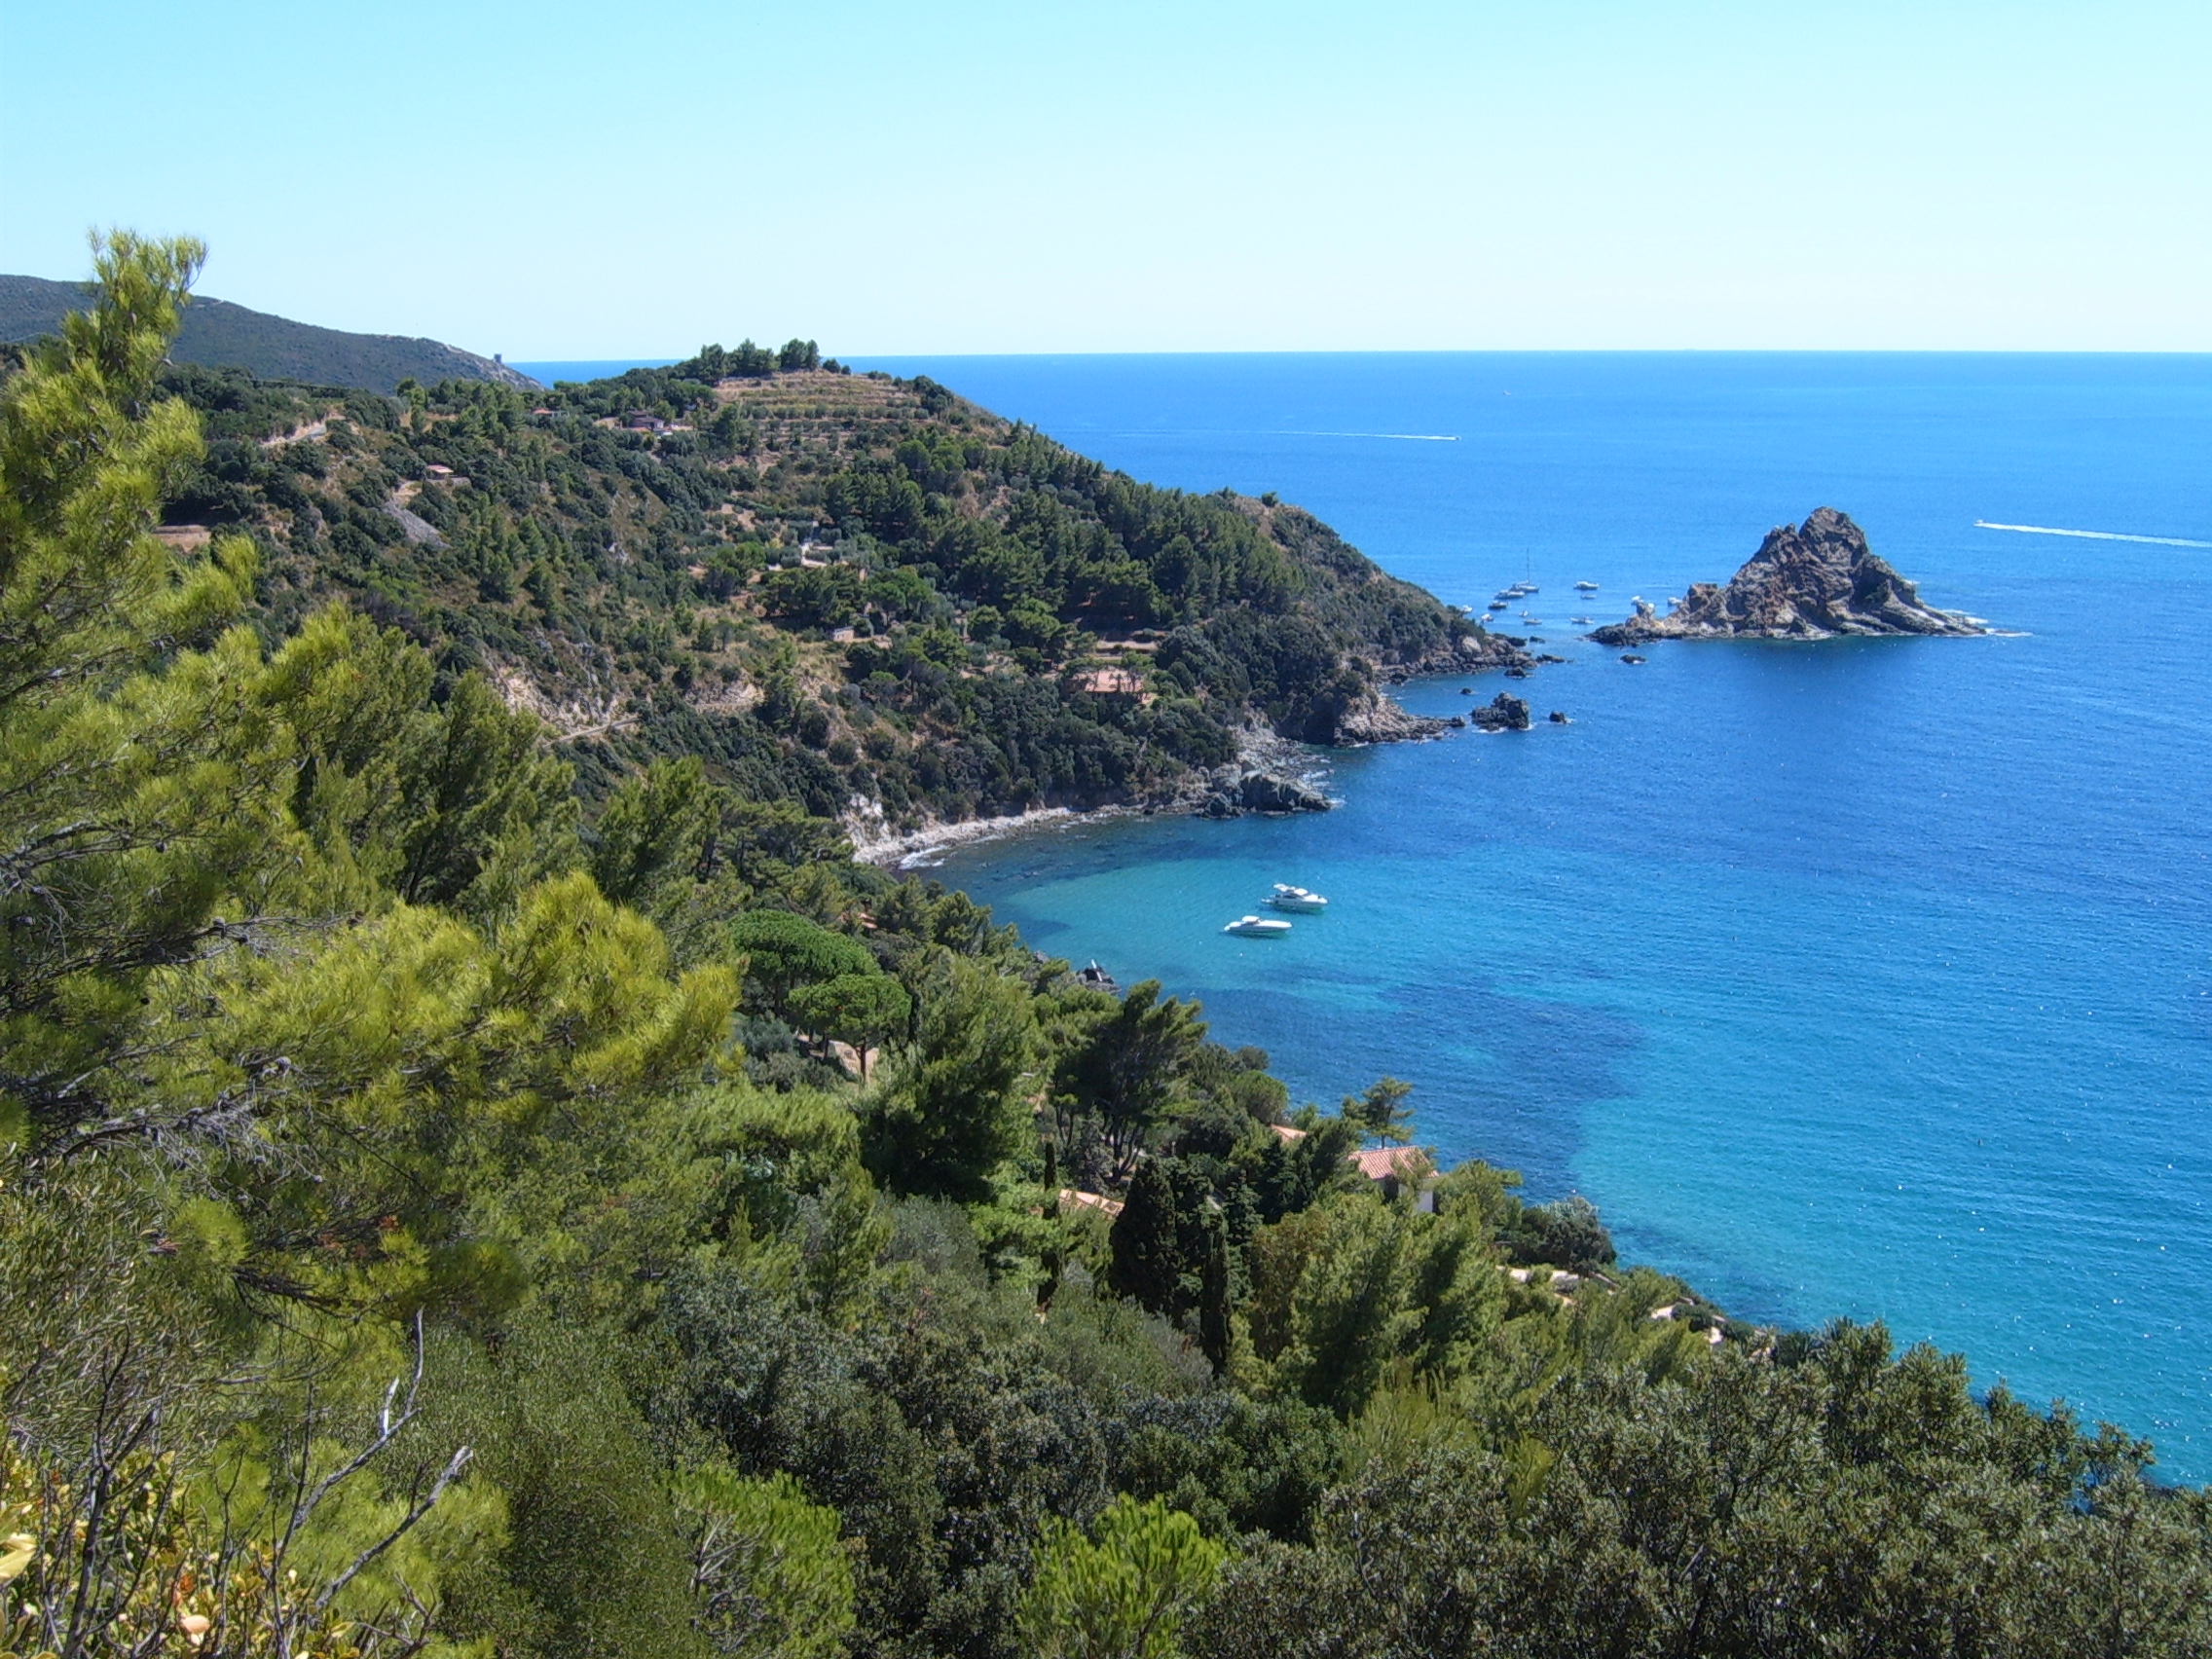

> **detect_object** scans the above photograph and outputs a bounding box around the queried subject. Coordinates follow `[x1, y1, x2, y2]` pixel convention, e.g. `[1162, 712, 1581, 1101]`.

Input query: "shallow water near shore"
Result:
[863, 351, 2212, 1477]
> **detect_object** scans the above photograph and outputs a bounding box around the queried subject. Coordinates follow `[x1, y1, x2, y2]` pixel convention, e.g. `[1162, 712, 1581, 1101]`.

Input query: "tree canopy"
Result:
[1, 237, 2205, 1659]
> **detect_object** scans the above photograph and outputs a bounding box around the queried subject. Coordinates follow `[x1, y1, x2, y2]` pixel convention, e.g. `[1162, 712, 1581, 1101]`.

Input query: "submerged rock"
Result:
[1589, 508, 1987, 645]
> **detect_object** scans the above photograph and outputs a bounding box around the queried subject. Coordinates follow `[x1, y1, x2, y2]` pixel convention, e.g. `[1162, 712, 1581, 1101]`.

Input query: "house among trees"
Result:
[1271, 1124, 1435, 1204]
[1059, 1188, 1124, 1219]
[1351, 1144, 1433, 1203]
[1074, 666, 1146, 696]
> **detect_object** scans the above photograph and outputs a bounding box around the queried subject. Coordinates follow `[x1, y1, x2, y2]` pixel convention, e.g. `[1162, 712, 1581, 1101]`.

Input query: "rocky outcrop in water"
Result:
[1469, 693, 1532, 732]
[1198, 768, 1333, 818]
[1239, 772, 1331, 813]
[1589, 509, 1985, 645]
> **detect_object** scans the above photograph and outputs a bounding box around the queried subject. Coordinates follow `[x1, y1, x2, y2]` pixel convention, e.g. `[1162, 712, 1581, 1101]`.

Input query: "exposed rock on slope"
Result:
[1324, 685, 1449, 745]
[1590, 509, 1985, 645]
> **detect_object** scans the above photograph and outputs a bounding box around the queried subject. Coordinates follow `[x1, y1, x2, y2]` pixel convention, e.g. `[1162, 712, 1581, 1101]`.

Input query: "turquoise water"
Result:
[850, 353, 2212, 1477]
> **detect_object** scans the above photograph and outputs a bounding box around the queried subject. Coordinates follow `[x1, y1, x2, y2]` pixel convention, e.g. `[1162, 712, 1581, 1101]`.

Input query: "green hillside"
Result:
[9, 239, 2205, 1659]
[157, 346, 1524, 837]
[0, 271, 537, 392]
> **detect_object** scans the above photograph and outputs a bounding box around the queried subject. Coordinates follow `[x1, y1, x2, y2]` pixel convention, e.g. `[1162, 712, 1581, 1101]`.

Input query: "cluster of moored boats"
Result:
[1482, 577, 1601, 626]
[1223, 884, 1328, 937]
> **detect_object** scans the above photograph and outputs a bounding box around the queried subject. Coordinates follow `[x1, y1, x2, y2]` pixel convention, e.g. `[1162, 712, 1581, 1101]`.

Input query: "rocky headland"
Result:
[1590, 508, 1986, 645]
[1305, 628, 1533, 745]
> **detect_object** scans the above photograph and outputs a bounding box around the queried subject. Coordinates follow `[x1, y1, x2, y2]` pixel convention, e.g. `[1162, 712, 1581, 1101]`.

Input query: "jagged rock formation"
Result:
[1469, 693, 1532, 732]
[1590, 509, 1985, 645]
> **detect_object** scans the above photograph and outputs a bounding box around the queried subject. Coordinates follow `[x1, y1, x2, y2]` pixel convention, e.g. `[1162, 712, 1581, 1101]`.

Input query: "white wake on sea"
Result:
[1975, 520, 2209, 548]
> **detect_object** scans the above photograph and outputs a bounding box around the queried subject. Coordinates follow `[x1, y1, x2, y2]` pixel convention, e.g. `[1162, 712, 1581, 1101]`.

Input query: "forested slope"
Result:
[2, 240, 2207, 1659]
[150, 338, 1518, 834]
[0, 272, 535, 392]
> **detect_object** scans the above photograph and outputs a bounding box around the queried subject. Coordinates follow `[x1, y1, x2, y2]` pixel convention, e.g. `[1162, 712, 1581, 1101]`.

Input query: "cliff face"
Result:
[1590, 508, 1985, 645]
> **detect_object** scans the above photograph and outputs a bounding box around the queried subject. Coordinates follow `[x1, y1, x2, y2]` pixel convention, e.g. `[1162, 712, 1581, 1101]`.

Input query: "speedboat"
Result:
[1224, 915, 1293, 937]
[1575, 579, 1600, 591]
[1487, 600, 1508, 611]
[1269, 884, 1328, 912]
[1571, 615, 1596, 626]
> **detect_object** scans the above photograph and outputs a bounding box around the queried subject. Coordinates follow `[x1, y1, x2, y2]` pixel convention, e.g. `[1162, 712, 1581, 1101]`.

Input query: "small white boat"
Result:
[1224, 914, 1293, 937]
[1571, 615, 1596, 625]
[1575, 579, 1600, 591]
[1269, 884, 1328, 912]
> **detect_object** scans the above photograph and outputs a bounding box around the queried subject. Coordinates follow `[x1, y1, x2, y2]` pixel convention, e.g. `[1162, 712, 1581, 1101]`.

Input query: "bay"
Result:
[853, 351, 2212, 1479]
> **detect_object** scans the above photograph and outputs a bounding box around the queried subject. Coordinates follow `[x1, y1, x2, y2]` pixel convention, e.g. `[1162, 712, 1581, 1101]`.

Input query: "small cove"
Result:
[886, 351, 2212, 1477]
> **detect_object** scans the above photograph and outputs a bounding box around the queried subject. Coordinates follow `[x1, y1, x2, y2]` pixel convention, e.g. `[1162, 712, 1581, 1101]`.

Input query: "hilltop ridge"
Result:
[0, 272, 537, 392]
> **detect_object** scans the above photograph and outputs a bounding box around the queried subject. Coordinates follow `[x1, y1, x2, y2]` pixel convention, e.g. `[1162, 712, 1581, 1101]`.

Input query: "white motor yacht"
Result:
[1269, 884, 1328, 912]
[1575, 579, 1600, 591]
[1224, 914, 1293, 937]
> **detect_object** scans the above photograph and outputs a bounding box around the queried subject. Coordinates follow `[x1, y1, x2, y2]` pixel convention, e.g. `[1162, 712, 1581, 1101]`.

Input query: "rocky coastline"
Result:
[850, 624, 1541, 854]
[1590, 508, 1987, 645]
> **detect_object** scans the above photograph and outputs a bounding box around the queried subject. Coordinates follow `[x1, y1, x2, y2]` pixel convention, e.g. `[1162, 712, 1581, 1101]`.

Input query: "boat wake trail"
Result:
[1277, 430, 1460, 442]
[1975, 520, 2209, 549]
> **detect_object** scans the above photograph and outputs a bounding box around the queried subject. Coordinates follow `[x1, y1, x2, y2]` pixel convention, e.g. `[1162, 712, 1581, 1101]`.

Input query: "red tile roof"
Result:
[1351, 1146, 1428, 1183]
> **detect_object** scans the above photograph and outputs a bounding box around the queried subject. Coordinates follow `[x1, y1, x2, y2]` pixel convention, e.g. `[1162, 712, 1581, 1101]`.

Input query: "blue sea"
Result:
[510, 359, 681, 388]
[840, 352, 2212, 1478]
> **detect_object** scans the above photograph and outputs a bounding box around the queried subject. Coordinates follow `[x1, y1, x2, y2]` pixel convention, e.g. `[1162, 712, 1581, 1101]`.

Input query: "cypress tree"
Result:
[1198, 1219, 1234, 1375]
[1107, 1159, 1182, 1314]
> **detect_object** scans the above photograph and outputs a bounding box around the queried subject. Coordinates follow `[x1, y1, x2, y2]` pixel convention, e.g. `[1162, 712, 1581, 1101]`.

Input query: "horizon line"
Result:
[509, 346, 2212, 362]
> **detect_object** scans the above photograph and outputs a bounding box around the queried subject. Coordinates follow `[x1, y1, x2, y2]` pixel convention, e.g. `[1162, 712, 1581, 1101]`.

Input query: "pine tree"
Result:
[0, 232, 286, 1145]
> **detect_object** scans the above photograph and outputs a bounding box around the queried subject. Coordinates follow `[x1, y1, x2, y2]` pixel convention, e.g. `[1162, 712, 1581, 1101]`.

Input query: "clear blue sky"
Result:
[3, 0, 2205, 355]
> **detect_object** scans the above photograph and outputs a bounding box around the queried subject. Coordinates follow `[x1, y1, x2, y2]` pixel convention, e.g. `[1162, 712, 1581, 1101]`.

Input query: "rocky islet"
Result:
[1590, 507, 1987, 645]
